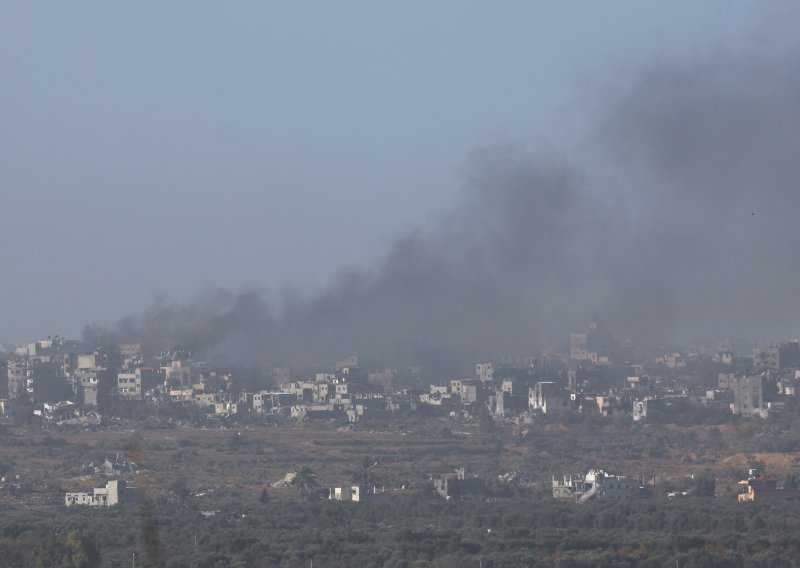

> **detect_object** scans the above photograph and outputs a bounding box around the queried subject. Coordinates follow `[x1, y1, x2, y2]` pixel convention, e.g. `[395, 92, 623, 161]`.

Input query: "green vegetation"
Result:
[2, 495, 800, 567]
[5, 414, 800, 566]
[292, 465, 318, 498]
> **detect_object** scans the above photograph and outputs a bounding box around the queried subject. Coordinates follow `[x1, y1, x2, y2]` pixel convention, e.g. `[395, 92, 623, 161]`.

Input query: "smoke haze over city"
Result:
[3, 3, 799, 370]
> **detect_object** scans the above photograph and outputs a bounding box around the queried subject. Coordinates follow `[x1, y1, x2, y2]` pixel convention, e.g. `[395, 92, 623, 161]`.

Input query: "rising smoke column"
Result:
[86, 31, 800, 371]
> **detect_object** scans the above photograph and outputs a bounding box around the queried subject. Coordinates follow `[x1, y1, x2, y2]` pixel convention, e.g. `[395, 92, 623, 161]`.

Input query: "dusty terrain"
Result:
[0, 417, 795, 508]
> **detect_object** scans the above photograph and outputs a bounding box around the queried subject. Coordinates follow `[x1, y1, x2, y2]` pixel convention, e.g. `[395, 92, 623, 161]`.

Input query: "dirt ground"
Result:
[1, 417, 796, 507]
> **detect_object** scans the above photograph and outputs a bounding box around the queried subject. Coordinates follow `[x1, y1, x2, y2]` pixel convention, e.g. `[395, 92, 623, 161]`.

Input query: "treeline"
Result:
[2, 495, 800, 567]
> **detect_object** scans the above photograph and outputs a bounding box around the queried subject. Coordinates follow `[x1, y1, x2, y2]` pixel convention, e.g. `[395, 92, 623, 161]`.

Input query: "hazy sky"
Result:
[0, 2, 779, 343]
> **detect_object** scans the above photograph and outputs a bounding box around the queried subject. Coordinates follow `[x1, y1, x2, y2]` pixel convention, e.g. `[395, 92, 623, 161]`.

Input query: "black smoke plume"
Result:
[85, 31, 800, 373]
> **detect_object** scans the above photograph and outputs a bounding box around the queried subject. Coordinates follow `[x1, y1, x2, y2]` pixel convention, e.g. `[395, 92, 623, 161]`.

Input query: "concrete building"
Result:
[117, 372, 138, 399]
[336, 356, 358, 371]
[632, 398, 651, 422]
[163, 361, 192, 387]
[718, 373, 734, 390]
[329, 484, 388, 502]
[65, 480, 125, 507]
[77, 354, 97, 370]
[731, 375, 765, 417]
[74, 369, 100, 406]
[24, 361, 69, 404]
[475, 363, 494, 382]
[529, 382, 571, 414]
[737, 469, 789, 503]
[271, 367, 290, 384]
[493, 388, 527, 417]
[779, 341, 800, 370]
[451, 379, 482, 403]
[433, 468, 486, 500]
[420, 392, 449, 406]
[553, 469, 635, 503]
[656, 352, 686, 369]
[754, 342, 800, 371]
[117, 368, 155, 400]
[570, 319, 613, 362]
[7, 361, 27, 399]
[570, 333, 590, 361]
[254, 392, 297, 413]
[119, 343, 141, 357]
[753, 347, 779, 371]
[714, 351, 734, 365]
[594, 395, 621, 417]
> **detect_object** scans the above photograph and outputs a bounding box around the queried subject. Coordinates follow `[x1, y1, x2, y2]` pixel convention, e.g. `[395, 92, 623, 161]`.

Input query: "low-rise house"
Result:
[593, 395, 623, 416]
[255, 391, 298, 413]
[291, 404, 344, 422]
[656, 352, 686, 369]
[553, 469, 636, 503]
[718, 373, 734, 390]
[65, 480, 125, 507]
[214, 401, 240, 415]
[315, 383, 332, 403]
[169, 387, 193, 402]
[420, 392, 450, 406]
[433, 467, 486, 500]
[626, 376, 652, 394]
[529, 382, 572, 415]
[193, 393, 222, 408]
[451, 379, 483, 403]
[41, 400, 76, 421]
[737, 469, 800, 503]
[329, 484, 389, 503]
[494, 388, 528, 416]
[282, 381, 315, 401]
[713, 351, 734, 364]
[163, 360, 192, 387]
[368, 369, 396, 388]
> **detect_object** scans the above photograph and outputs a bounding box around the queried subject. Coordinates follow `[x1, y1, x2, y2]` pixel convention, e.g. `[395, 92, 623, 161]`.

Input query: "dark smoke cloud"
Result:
[595, 42, 800, 341]
[85, 31, 800, 371]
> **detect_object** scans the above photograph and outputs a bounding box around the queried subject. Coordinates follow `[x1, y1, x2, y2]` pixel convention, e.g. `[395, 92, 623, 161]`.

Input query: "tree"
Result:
[64, 530, 100, 568]
[170, 477, 192, 506]
[351, 456, 378, 487]
[34, 537, 64, 568]
[35, 531, 100, 568]
[260, 488, 270, 504]
[693, 476, 716, 498]
[478, 413, 495, 434]
[292, 465, 317, 497]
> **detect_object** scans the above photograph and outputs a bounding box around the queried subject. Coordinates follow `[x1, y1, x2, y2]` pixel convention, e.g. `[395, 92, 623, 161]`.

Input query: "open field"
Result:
[2, 417, 800, 566]
[1, 415, 798, 509]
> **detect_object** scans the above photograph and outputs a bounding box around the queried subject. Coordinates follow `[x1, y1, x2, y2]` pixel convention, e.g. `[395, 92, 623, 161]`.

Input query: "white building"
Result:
[553, 469, 635, 503]
[329, 484, 387, 502]
[65, 480, 125, 507]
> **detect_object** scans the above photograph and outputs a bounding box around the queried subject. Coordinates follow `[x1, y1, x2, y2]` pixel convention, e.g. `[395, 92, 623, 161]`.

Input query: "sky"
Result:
[0, 2, 791, 350]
